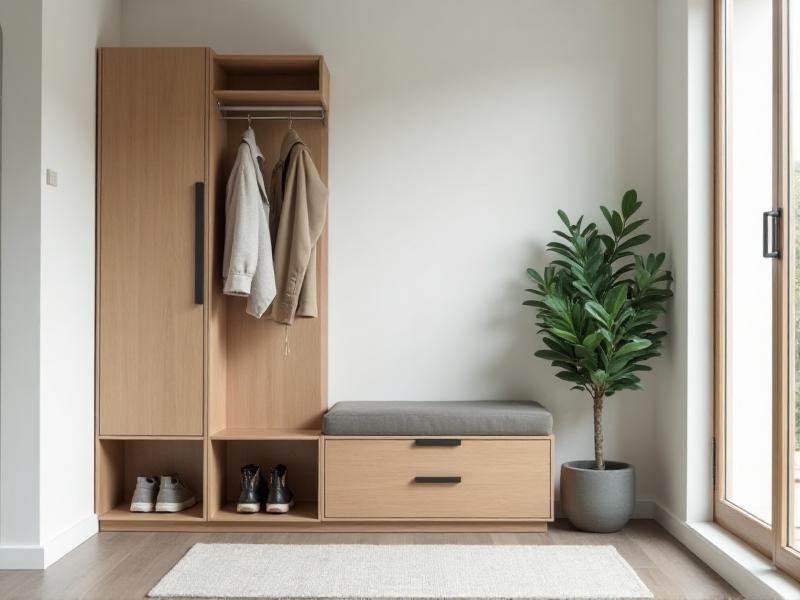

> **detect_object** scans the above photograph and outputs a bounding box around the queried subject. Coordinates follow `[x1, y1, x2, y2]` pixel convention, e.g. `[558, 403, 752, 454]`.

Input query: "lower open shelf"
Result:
[212, 501, 319, 522]
[100, 502, 204, 522]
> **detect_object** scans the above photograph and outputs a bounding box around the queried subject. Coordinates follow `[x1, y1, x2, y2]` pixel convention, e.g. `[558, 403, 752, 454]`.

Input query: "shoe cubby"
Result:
[96, 439, 205, 522]
[208, 438, 320, 522]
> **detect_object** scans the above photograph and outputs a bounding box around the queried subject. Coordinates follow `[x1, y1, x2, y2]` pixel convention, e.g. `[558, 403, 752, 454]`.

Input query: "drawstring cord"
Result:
[284, 324, 291, 356]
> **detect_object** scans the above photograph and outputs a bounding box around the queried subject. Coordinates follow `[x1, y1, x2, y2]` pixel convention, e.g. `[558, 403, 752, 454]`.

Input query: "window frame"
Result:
[714, 0, 800, 580]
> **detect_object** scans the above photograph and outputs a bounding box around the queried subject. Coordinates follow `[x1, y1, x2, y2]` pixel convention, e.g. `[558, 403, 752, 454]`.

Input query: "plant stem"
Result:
[593, 394, 605, 470]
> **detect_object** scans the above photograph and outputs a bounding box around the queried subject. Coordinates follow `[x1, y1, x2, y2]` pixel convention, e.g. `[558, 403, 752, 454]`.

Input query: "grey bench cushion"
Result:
[322, 400, 552, 436]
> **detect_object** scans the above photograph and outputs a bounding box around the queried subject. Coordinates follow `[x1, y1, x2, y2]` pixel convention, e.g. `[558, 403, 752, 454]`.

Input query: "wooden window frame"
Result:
[713, 0, 773, 559]
[714, 0, 800, 580]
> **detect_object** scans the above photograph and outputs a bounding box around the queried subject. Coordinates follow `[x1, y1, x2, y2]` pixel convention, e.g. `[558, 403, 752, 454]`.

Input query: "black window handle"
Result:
[763, 209, 781, 259]
[414, 439, 461, 447]
[194, 182, 205, 304]
[414, 476, 462, 484]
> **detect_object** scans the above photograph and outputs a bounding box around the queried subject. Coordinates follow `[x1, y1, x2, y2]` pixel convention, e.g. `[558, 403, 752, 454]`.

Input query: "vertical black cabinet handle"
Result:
[763, 209, 781, 259]
[194, 182, 205, 304]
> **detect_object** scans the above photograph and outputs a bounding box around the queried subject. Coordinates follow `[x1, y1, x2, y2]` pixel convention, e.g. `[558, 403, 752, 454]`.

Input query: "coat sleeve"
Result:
[295, 148, 328, 318]
[270, 146, 328, 324]
[222, 146, 263, 296]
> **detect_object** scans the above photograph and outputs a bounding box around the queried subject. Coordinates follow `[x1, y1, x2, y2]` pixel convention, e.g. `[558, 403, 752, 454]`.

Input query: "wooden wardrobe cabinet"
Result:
[96, 49, 550, 532]
[97, 48, 207, 436]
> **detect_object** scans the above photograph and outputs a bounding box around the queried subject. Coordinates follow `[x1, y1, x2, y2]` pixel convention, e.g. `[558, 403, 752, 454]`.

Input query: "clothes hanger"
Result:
[288, 111, 293, 130]
[247, 114, 252, 128]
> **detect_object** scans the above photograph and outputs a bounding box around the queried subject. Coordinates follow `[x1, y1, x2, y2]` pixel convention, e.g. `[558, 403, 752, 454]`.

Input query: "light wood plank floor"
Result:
[0, 520, 740, 599]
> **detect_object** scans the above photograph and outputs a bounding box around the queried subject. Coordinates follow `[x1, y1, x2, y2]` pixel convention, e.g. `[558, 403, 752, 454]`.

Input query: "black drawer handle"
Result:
[414, 476, 461, 484]
[414, 439, 461, 447]
[194, 182, 205, 305]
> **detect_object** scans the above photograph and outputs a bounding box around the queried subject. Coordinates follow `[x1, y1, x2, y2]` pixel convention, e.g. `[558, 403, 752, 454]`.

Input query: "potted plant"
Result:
[525, 190, 672, 532]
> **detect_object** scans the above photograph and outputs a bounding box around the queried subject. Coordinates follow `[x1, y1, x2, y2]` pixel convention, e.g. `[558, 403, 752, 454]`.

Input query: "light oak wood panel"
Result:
[213, 501, 319, 522]
[100, 503, 204, 522]
[96, 438, 124, 515]
[222, 118, 327, 431]
[98, 47, 207, 436]
[99, 520, 548, 534]
[213, 90, 326, 108]
[207, 53, 229, 440]
[324, 439, 552, 521]
[210, 428, 320, 440]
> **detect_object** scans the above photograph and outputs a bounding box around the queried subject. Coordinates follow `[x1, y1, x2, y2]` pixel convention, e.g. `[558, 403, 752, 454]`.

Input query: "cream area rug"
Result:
[148, 543, 653, 599]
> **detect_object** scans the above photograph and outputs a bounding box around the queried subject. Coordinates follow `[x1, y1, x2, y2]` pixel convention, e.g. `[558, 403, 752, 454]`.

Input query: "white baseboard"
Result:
[42, 513, 98, 568]
[554, 499, 655, 519]
[653, 502, 800, 599]
[0, 513, 98, 570]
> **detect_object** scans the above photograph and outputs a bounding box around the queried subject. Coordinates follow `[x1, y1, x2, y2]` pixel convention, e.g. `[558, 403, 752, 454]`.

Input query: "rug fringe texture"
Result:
[148, 543, 653, 599]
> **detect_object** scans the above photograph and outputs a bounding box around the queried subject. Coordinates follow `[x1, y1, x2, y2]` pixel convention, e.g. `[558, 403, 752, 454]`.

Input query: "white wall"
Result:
[39, 0, 121, 554]
[654, 0, 713, 523]
[0, 0, 121, 569]
[122, 0, 659, 503]
[0, 0, 44, 559]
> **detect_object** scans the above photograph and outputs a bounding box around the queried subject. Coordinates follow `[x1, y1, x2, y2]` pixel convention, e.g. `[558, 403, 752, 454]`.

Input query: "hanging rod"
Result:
[217, 103, 326, 121]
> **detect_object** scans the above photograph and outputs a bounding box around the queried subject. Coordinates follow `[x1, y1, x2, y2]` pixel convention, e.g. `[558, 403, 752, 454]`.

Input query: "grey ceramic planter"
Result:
[561, 460, 635, 533]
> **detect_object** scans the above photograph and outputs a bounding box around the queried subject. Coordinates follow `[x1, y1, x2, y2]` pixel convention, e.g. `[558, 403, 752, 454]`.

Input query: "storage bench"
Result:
[321, 401, 554, 525]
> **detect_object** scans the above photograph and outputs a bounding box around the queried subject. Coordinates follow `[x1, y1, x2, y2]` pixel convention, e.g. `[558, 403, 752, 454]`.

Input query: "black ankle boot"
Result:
[265, 464, 295, 513]
[236, 464, 266, 513]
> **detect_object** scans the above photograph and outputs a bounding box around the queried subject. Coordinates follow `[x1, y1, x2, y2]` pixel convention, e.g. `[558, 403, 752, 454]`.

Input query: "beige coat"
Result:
[222, 127, 276, 318]
[268, 129, 328, 324]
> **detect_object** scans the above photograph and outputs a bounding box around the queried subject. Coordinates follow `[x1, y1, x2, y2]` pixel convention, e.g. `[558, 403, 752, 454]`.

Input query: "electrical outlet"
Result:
[46, 169, 58, 187]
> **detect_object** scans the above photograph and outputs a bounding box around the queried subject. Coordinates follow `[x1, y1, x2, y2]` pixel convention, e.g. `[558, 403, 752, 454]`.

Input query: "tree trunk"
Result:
[593, 394, 605, 470]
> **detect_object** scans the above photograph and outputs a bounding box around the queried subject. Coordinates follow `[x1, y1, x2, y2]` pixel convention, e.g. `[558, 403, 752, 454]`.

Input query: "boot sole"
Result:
[155, 497, 196, 512]
[236, 503, 261, 513]
[265, 499, 295, 513]
[130, 502, 155, 512]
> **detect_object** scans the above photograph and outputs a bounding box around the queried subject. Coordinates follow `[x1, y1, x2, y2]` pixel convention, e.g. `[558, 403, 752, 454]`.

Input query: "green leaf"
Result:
[621, 190, 638, 219]
[610, 211, 624, 237]
[527, 268, 544, 285]
[621, 218, 648, 237]
[557, 210, 572, 231]
[616, 234, 651, 253]
[551, 328, 579, 344]
[556, 371, 585, 384]
[535, 349, 572, 362]
[600, 206, 614, 228]
[604, 284, 629, 319]
[615, 338, 652, 357]
[582, 331, 603, 350]
[584, 301, 610, 326]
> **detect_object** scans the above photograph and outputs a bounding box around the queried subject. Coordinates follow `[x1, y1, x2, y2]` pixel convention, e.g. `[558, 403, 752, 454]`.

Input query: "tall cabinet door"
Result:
[98, 48, 207, 436]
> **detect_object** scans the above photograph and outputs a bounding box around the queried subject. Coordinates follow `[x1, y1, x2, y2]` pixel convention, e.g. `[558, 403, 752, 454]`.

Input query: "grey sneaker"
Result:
[155, 474, 196, 512]
[130, 476, 159, 512]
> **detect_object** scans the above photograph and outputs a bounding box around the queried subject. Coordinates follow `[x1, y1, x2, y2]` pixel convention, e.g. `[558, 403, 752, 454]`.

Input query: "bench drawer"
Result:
[323, 438, 552, 520]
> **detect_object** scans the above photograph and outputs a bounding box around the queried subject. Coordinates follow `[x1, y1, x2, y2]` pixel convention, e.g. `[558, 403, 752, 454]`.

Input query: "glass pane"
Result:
[790, 0, 800, 549]
[724, 0, 773, 525]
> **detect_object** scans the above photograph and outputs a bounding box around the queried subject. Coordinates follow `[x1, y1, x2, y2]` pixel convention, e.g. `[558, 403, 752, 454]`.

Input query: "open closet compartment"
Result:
[96, 439, 205, 523]
[213, 55, 329, 107]
[205, 52, 329, 522]
[208, 437, 321, 522]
